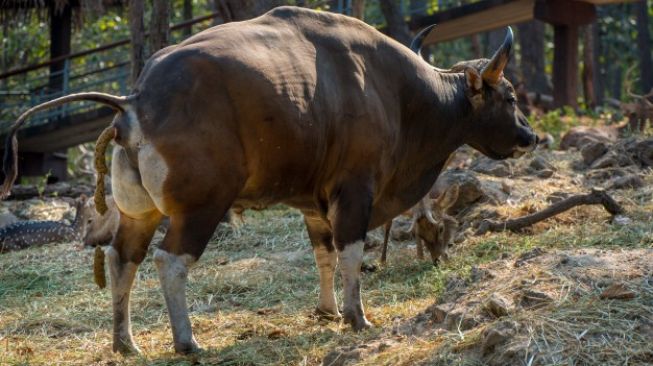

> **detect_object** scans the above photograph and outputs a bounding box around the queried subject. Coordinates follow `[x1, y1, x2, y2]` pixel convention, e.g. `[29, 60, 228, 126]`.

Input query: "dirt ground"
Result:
[0, 128, 652, 365]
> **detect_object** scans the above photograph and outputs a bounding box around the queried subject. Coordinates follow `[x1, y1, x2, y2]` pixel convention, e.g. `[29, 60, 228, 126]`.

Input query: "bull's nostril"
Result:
[535, 134, 540, 144]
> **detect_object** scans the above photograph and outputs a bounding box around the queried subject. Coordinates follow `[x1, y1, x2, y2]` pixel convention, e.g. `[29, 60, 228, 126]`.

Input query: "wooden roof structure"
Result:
[410, 0, 637, 107]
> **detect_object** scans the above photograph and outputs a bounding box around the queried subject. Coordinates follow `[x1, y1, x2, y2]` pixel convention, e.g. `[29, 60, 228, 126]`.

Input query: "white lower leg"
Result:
[106, 247, 140, 354]
[153, 249, 200, 354]
[338, 241, 371, 331]
[313, 245, 339, 317]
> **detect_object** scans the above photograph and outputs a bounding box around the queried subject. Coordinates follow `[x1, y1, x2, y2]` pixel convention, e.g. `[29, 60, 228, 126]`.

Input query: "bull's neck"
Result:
[408, 69, 473, 159]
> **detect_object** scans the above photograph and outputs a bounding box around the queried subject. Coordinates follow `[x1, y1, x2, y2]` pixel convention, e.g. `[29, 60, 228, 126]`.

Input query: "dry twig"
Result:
[475, 189, 623, 235]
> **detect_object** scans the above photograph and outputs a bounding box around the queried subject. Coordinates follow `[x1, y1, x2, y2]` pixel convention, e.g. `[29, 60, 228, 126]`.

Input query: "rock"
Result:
[590, 153, 618, 169]
[437, 274, 469, 304]
[322, 347, 362, 366]
[608, 174, 644, 190]
[518, 289, 553, 309]
[536, 169, 554, 178]
[434, 169, 486, 213]
[581, 141, 609, 166]
[445, 307, 478, 331]
[633, 139, 653, 167]
[470, 156, 512, 177]
[584, 167, 631, 181]
[600, 282, 636, 300]
[488, 340, 530, 366]
[560, 125, 619, 150]
[537, 133, 555, 149]
[612, 215, 632, 226]
[529, 156, 552, 171]
[514, 247, 545, 267]
[483, 294, 511, 318]
[481, 320, 519, 354]
[0, 212, 18, 228]
[470, 266, 494, 283]
[430, 303, 455, 323]
[500, 181, 512, 194]
[481, 181, 509, 204]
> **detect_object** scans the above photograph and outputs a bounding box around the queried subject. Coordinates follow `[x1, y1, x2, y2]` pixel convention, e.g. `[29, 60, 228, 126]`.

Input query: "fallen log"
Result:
[475, 189, 623, 235]
[5, 182, 95, 200]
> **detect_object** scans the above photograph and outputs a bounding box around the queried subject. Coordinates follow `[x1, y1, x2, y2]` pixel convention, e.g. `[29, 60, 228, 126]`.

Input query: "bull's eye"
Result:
[506, 96, 516, 105]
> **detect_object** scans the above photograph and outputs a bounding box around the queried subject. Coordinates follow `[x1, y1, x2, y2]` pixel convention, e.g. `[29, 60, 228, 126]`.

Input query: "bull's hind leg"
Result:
[108, 212, 161, 354]
[154, 206, 228, 354]
[329, 182, 374, 331]
[304, 214, 340, 319]
[109, 147, 162, 354]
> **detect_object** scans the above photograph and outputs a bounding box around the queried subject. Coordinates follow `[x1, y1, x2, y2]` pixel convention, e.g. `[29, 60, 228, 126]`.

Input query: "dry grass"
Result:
[1, 154, 652, 365]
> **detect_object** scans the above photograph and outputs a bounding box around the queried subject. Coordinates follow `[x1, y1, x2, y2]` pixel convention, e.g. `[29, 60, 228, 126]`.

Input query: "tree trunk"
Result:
[635, 0, 653, 95]
[611, 65, 623, 100]
[592, 21, 604, 105]
[129, 0, 145, 85]
[215, 0, 286, 22]
[409, 0, 428, 18]
[183, 0, 193, 37]
[470, 34, 482, 59]
[352, 0, 365, 20]
[150, 0, 170, 54]
[49, 2, 72, 95]
[379, 0, 412, 46]
[517, 20, 550, 94]
[582, 25, 596, 108]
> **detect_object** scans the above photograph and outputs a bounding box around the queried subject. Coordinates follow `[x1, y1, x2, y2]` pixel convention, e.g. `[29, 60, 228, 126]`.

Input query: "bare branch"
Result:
[475, 189, 623, 235]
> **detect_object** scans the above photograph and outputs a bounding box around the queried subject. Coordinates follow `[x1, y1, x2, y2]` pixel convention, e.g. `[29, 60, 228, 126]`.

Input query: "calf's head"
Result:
[412, 184, 459, 265]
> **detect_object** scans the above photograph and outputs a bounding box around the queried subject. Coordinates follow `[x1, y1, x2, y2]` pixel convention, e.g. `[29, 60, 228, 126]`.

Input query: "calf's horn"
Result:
[481, 26, 513, 85]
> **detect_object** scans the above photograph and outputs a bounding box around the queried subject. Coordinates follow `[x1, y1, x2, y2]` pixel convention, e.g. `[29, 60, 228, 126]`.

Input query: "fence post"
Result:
[62, 58, 70, 116]
[337, 0, 344, 13]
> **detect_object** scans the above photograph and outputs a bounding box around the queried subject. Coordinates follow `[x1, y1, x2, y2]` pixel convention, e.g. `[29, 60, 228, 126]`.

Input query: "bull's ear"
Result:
[464, 68, 484, 108]
[465, 68, 482, 92]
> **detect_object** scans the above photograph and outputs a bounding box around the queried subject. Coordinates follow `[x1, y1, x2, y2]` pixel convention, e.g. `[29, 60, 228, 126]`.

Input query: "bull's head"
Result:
[412, 26, 539, 159]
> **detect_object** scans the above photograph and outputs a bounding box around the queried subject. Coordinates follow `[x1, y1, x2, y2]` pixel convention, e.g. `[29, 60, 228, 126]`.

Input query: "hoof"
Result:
[113, 340, 142, 356]
[174, 340, 202, 355]
[314, 307, 342, 322]
[344, 313, 373, 331]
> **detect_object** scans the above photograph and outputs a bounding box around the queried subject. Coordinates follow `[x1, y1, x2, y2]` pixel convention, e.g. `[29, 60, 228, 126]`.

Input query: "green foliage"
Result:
[36, 171, 51, 197]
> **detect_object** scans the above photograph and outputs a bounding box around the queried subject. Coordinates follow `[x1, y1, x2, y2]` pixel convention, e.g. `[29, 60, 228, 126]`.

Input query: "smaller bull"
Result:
[381, 184, 459, 265]
[84, 195, 120, 247]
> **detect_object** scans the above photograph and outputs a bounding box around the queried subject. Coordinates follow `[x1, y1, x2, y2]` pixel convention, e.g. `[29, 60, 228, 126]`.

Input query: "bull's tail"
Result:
[1, 92, 131, 200]
[94, 126, 117, 215]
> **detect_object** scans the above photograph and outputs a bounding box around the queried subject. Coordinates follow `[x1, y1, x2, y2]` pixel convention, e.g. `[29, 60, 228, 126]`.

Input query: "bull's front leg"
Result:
[304, 215, 340, 319]
[329, 183, 373, 331]
[108, 211, 161, 355]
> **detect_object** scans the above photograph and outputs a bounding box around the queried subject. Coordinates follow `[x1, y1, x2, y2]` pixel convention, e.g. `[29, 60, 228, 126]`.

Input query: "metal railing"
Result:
[0, 12, 221, 134]
[0, 2, 467, 136]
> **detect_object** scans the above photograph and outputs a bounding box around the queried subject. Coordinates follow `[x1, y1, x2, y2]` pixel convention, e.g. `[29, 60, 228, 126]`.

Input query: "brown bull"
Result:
[1, 7, 537, 355]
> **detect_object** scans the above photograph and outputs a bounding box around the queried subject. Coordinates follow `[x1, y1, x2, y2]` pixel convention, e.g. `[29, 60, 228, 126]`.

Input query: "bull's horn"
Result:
[481, 26, 513, 85]
[1, 92, 130, 200]
[410, 24, 436, 59]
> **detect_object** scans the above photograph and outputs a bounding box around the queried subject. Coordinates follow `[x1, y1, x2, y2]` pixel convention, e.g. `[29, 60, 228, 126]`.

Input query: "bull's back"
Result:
[132, 6, 426, 212]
